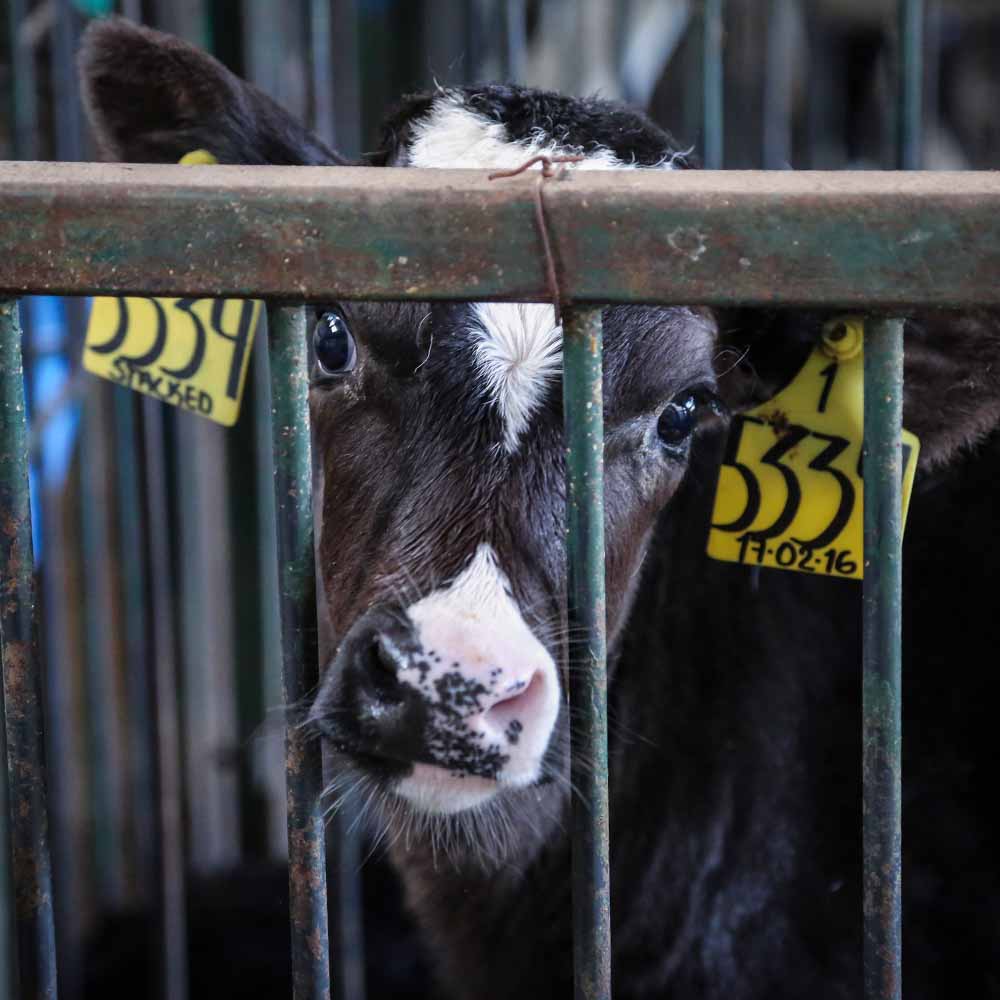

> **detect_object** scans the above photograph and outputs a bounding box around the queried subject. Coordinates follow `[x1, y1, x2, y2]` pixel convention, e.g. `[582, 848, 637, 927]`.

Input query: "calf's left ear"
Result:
[715, 307, 1000, 471]
[78, 18, 347, 167]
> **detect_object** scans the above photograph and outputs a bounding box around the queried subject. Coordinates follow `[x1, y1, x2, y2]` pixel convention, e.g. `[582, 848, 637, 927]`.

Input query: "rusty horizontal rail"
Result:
[0, 162, 999, 307]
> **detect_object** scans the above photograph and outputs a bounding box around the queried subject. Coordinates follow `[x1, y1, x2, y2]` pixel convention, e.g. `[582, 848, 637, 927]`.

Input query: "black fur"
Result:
[374, 84, 693, 167]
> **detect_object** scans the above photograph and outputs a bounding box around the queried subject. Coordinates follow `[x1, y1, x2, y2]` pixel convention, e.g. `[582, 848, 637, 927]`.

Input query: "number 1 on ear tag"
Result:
[82, 149, 261, 427]
[706, 317, 920, 579]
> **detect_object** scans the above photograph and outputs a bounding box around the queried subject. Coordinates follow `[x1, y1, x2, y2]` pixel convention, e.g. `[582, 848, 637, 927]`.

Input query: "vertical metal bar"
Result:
[78, 387, 127, 906]
[702, 0, 725, 169]
[896, 0, 924, 169]
[139, 398, 188, 1000]
[563, 307, 611, 1000]
[1, 676, 13, 1000]
[862, 317, 904, 1000]
[328, 790, 365, 1000]
[310, 0, 336, 147]
[1, 298, 58, 999]
[505, 0, 528, 82]
[8, 0, 39, 161]
[762, 0, 796, 168]
[330, 0, 362, 161]
[51, 0, 83, 162]
[112, 389, 156, 908]
[266, 304, 330, 1000]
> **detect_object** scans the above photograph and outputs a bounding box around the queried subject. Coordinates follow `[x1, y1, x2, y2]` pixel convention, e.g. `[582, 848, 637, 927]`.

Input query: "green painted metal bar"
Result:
[896, 0, 924, 170]
[1, 677, 12, 1000]
[4, 165, 1000, 307]
[563, 307, 611, 1000]
[0, 298, 58, 999]
[266, 303, 331, 1000]
[862, 317, 904, 1000]
[702, 0, 725, 169]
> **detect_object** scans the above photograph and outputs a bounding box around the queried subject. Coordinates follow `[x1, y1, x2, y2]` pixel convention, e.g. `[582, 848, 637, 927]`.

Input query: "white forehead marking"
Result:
[470, 303, 562, 453]
[406, 95, 680, 450]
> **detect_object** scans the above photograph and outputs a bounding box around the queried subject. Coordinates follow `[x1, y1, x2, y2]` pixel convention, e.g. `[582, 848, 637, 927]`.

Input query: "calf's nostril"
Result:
[364, 632, 407, 679]
[483, 670, 545, 732]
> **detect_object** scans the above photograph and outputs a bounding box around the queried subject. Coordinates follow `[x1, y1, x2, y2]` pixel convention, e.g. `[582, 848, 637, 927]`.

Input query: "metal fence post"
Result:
[563, 306, 611, 1000]
[1, 297, 58, 999]
[266, 303, 331, 1000]
[862, 317, 905, 1000]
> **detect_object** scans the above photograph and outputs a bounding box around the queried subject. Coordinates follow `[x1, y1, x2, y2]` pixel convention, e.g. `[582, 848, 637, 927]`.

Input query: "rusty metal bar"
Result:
[2, 165, 1000, 307]
[1, 298, 58, 999]
[563, 307, 611, 1000]
[266, 303, 331, 1000]
[862, 317, 904, 1000]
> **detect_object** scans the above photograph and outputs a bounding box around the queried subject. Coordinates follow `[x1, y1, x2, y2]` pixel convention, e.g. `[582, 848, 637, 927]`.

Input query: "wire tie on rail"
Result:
[488, 154, 584, 327]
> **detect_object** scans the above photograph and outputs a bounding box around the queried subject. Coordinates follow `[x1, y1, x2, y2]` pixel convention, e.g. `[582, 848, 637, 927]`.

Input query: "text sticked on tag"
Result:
[706, 317, 920, 580]
[83, 296, 261, 426]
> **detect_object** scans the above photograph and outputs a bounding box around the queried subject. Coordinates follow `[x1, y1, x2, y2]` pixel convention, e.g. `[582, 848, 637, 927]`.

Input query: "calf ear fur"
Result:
[715, 307, 1000, 472]
[78, 18, 347, 166]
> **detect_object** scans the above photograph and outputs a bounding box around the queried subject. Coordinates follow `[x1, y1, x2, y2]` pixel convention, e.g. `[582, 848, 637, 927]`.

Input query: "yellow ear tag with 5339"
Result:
[82, 150, 261, 426]
[706, 318, 919, 579]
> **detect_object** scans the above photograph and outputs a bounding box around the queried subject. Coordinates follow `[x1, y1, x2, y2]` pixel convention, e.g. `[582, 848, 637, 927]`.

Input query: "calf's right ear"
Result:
[78, 18, 347, 166]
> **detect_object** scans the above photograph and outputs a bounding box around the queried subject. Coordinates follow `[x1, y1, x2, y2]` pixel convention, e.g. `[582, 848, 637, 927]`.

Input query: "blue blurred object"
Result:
[24, 296, 82, 559]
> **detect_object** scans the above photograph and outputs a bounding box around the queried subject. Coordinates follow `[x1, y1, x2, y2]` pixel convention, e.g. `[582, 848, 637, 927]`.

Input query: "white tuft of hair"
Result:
[470, 303, 563, 453]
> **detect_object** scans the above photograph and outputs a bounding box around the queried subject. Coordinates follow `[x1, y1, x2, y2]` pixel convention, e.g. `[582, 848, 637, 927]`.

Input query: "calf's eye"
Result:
[656, 393, 699, 447]
[313, 311, 357, 377]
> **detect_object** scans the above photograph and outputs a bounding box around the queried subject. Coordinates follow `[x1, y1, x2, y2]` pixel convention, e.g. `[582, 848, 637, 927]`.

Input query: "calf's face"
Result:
[308, 298, 719, 823]
[78, 18, 720, 852]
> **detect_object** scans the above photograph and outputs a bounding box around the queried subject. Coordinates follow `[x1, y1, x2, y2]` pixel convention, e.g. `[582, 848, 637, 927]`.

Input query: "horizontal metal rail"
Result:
[1, 163, 999, 306]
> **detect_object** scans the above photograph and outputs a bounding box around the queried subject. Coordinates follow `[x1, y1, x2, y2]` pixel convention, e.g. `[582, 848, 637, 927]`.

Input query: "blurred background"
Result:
[2, 1, 1000, 998]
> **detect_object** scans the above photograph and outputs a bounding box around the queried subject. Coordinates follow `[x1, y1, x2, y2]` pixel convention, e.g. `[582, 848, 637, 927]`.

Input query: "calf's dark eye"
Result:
[313, 311, 357, 377]
[656, 394, 699, 447]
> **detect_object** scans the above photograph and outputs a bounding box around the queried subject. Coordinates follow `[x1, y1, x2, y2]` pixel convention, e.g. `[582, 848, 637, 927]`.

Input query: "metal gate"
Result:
[3, 2, 999, 1000]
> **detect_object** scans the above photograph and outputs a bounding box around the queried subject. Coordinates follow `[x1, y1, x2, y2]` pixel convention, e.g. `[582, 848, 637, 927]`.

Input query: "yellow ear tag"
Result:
[82, 150, 261, 426]
[706, 317, 920, 579]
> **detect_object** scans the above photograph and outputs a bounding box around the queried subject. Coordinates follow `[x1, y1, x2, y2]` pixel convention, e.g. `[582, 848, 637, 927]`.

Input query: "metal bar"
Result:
[310, 0, 336, 147]
[139, 398, 188, 1000]
[702, 0, 725, 169]
[1, 298, 58, 999]
[266, 304, 331, 1000]
[51, 0, 83, 162]
[896, 0, 924, 170]
[78, 386, 127, 906]
[112, 389, 157, 907]
[762, 0, 795, 169]
[862, 317, 904, 1000]
[1, 677, 12, 1000]
[563, 307, 611, 1000]
[7, 0, 39, 160]
[4, 165, 1000, 307]
[328, 789, 365, 1000]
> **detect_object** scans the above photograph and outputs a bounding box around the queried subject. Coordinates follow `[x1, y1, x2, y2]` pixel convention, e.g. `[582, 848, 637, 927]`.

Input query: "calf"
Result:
[80, 20, 1000, 999]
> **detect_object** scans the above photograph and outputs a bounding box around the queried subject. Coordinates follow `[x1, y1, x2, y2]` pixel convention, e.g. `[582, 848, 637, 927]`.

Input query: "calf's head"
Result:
[80, 19, 719, 858]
